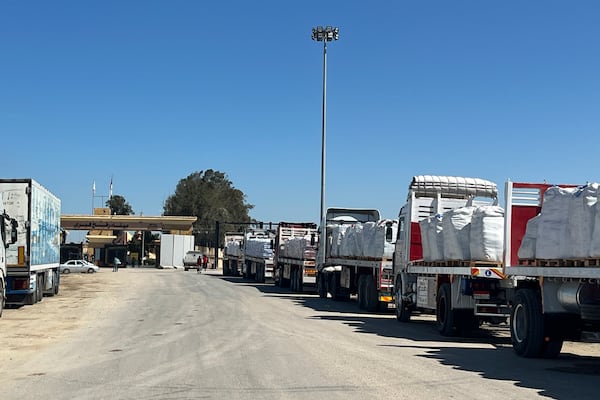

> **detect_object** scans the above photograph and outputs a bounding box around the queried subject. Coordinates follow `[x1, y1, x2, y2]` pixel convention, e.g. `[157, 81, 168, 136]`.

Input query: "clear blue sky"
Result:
[2, 1, 599, 224]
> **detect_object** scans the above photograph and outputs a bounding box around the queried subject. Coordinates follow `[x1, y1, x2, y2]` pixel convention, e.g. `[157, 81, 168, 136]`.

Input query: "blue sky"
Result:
[2, 1, 599, 225]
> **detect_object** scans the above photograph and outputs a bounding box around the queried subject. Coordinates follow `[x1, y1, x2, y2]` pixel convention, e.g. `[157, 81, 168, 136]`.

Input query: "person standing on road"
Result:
[113, 257, 121, 272]
[197, 255, 202, 274]
[202, 254, 208, 271]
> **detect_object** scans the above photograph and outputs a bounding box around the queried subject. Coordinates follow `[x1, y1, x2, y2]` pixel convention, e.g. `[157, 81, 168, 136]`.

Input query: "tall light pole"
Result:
[312, 25, 339, 250]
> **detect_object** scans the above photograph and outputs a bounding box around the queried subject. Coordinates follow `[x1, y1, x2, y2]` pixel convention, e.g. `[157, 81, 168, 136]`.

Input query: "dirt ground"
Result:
[0, 269, 126, 373]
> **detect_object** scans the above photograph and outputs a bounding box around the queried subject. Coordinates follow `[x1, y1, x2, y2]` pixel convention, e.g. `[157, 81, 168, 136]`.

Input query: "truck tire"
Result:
[317, 273, 327, 298]
[223, 260, 229, 276]
[0, 281, 4, 318]
[290, 269, 297, 292]
[36, 274, 44, 302]
[364, 275, 379, 312]
[357, 275, 366, 310]
[436, 283, 455, 336]
[296, 269, 303, 293]
[290, 268, 300, 293]
[294, 269, 300, 292]
[54, 270, 60, 295]
[330, 273, 340, 301]
[25, 285, 37, 305]
[511, 288, 545, 357]
[395, 278, 412, 322]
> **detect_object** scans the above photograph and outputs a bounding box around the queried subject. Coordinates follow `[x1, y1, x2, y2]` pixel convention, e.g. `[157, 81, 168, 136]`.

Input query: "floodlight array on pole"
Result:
[312, 25, 339, 264]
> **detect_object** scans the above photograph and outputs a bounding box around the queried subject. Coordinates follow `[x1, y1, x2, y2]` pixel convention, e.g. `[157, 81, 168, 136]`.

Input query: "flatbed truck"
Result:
[274, 222, 318, 292]
[317, 208, 397, 311]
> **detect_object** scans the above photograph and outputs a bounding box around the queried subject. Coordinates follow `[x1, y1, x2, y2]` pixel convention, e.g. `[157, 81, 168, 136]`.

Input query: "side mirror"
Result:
[310, 233, 316, 246]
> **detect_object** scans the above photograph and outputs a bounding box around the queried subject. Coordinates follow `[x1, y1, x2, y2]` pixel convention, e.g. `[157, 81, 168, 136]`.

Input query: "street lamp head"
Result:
[312, 25, 339, 42]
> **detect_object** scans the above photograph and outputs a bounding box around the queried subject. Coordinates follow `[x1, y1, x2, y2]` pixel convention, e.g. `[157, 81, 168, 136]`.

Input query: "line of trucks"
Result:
[222, 175, 600, 358]
[1, 179, 62, 317]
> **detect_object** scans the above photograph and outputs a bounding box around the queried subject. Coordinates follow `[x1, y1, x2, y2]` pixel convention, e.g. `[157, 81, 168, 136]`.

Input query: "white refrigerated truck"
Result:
[0, 197, 18, 316]
[1, 179, 61, 306]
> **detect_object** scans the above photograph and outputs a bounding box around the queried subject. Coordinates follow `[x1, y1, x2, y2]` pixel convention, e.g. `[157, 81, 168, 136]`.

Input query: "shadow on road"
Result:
[217, 274, 600, 399]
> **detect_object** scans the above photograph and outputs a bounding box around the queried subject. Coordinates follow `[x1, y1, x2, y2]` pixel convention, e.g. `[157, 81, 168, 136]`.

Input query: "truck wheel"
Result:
[395, 279, 412, 322]
[357, 275, 366, 310]
[293, 269, 299, 292]
[364, 275, 379, 312]
[436, 283, 455, 336]
[330, 273, 340, 301]
[296, 269, 303, 293]
[0, 281, 4, 318]
[36, 274, 44, 302]
[317, 273, 327, 298]
[511, 288, 545, 357]
[223, 261, 229, 276]
[25, 283, 38, 305]
[289, 269, 296, 292]
[55, 270, 60, 295]
[541, 336, 563, 359]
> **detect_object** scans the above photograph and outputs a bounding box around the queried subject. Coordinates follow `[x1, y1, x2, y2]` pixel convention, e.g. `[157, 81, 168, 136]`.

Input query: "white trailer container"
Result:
[0, 197, 18, 316]
[159, 234, 194, 269]
[317, 208, 397, 312]
[274, 222, 318, 292]
[1, 179, 61, 306]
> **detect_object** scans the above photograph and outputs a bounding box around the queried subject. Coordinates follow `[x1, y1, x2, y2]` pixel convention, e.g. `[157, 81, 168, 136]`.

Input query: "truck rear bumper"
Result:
[6, 292, 30, 306]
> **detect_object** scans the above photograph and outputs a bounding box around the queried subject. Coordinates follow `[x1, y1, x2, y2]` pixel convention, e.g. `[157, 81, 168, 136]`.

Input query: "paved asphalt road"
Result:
[1, 268, 599, 400]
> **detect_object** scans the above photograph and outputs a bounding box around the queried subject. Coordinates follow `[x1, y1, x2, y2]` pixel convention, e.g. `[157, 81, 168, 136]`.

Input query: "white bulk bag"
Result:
[470, 206, 504, 262]
[517, 214, 541, 260]
[536, 187, 576, 259]
[420, 214, 444, 261]
[565, 184, 598, 258]
[442, 206, 475, 260]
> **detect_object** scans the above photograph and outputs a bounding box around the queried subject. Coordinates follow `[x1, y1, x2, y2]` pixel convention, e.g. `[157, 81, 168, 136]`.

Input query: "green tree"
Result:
[163, 169, 253, 246]
[106, 195, 134, 215]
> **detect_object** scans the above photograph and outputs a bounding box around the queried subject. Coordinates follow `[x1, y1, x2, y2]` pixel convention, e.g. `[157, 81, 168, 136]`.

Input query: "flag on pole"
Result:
[109, 176, 113, 198]
[92, 180, 96, 195]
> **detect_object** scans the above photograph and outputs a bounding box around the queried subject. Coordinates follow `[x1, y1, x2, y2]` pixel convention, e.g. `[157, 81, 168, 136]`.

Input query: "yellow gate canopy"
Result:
[61, 214, 197, 235]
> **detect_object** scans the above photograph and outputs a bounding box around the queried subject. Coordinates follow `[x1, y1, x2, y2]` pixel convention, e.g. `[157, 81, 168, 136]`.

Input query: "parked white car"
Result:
[60, 259, 99, 274]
